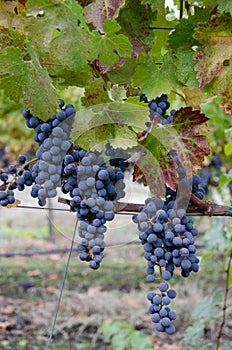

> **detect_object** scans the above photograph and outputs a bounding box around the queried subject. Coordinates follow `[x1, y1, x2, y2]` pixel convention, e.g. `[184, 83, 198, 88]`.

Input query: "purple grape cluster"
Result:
[0, 154, 35, 206]
[174, 155, 206, 201]
[104, 142, 131, 173]
[139, 94, 176, 138]
[23, 99, 75, 206]
[61, 148, 126, 269]
[147, 282, 177, 334]
[133, 196, 200, 334]
[133, 197, 199, 281]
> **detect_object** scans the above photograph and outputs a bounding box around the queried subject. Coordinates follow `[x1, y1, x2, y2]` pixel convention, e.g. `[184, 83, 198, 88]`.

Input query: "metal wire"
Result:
[12, 204, 208, 216]
[45, 220, 78, 350]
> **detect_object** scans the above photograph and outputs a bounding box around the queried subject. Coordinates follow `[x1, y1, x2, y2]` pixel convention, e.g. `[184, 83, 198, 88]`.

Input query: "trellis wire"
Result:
[0, 242, 206, 258]
[13, 204, 220, 216]
[45, 219, 78, 350]
[0, 240, 141, 258]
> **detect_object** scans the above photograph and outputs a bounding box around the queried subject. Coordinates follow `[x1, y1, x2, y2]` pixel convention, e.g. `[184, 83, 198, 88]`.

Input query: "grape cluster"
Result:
[147, 282, 177, 334]
[139, 94, 176, 139]
[23, 99, 75, 206]
[0, 154, 34, 206]
[209, 154, 223, 170]
[173, 155, 206, 201]
[104, 142, 131, 173]
[133, 197, 199, 281]
[199, 154, 223, 194]
[61, 148, 126, 269]
[133, 196, 199, 334]
[0, 188, 15, 207]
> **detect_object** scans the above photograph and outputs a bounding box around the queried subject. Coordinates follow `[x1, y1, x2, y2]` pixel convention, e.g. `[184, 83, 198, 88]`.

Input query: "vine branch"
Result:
[114, 197, 232, 216]
[216, 248, 232, 349]
[58, 197, 232, 217]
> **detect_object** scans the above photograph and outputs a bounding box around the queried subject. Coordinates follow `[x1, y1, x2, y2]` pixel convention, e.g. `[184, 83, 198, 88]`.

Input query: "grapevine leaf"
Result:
[108, 84, 127, 101]
[81, 79, 111, 107]
[0, 26, 26, 50]
[194, 15, 232, 87]
[90, 20, 132, 65]
[0, 45, 58, 117]
[136, 107, 210, 196]
[117, 0, 156, 57]
[132, 53, 178, 100]
[217, 0, 232, 16]
[0, 0, 22, 29]
[182, 87, 208, 109]
[136, 137, 177, 198]
[194, 15, 232, 115]
[183, 320, 205, 347]
[108, 58, 138, 84]
[84, 0, 126, 32]
[168, 7, 210, 49]
[26, 0, 88, 49]
[192, 288, 222, 322]
[46, 24, 92, 87]
[171, 107, 210, 171]
[149, 0, 177, 61]
[224, 141, 232, 156]
[173, 48, 199, 88]
[71, 102, 148, 150]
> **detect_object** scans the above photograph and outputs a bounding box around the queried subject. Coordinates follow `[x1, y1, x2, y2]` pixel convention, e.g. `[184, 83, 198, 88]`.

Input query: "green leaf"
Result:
[70, 102, 147, 151]
[183, 320, 205, 346]
[132, 53, 178, 100]
[129, 332, 153, 349]
[192, 288, 222, 322]
[108, 58, 138, 84]
[0, 27, 26, 50]
[46, 24, 93, 88]
[149, 0, 178, 61]
[203, 217, 228, 252]
[224, 141, 232, 156]
[219, 170, 232, 189]
[81, 79, 111, 107]
[117, 0, 156, 57]
[91, 20, 132, 65]
[84, 0, 126, 32]
[0, 45, 58, 117]
[217, 0, 232, 15]
[26, 0, 88, 49]
[173, 48, 199, 88]
[108, 84, 127, 101]
[168, 7, 210, 49]
[223, 342, 232, 350]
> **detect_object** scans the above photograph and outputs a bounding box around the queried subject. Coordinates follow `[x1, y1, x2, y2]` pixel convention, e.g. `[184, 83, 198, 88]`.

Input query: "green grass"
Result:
[0, 338, 102, 350]
[0, 257, 147, 299]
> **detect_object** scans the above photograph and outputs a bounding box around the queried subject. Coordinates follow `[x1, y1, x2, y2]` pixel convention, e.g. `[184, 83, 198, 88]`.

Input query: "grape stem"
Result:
[1, 157, 38, 192]
[216, 248, 232, 349]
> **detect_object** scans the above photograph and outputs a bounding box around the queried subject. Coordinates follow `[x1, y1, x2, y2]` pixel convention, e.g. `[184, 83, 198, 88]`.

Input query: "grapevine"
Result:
[0, 1, 231, 347]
